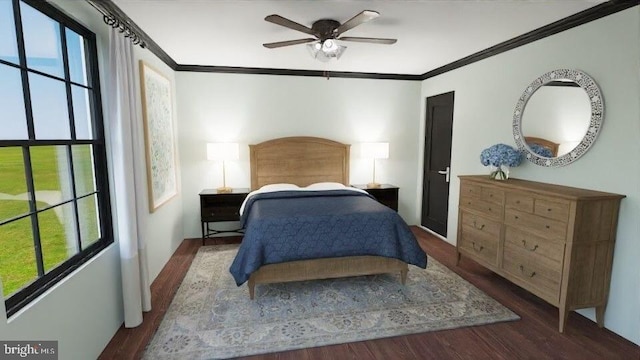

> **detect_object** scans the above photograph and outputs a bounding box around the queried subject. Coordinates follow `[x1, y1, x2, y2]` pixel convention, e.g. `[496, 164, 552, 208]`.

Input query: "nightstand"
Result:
[351, 184, 399, 211]
[199, 188, 250, 245]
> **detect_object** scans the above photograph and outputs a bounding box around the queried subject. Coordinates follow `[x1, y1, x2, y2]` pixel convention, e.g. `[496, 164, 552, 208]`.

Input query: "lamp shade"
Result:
[360, 142, 389, 159]
[207, 143, 239, 161]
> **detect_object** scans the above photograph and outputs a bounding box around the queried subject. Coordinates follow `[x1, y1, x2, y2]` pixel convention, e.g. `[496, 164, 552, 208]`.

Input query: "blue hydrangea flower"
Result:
[480, 143, 523, 168]
[528, 143, 554, 158]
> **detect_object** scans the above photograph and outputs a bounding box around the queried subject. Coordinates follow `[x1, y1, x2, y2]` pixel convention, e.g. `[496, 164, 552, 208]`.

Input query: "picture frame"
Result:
[139, 60, 178, 212]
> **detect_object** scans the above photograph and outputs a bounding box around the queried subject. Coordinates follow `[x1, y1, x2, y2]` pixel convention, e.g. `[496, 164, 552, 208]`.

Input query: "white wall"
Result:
[176, 73, 422, 238]
[421, 7, 640, 344]
[0, 1, 185, 359]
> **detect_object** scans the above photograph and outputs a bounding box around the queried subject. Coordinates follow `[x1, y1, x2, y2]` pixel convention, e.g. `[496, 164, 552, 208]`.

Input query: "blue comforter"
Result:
[229, 190, 427, 285]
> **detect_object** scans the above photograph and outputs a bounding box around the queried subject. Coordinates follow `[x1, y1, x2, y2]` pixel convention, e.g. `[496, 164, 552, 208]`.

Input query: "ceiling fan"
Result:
[263, 10, 397, 62]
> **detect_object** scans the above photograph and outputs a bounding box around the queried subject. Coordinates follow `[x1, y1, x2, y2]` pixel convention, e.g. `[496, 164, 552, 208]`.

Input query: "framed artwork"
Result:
[139, 60, 178, 212]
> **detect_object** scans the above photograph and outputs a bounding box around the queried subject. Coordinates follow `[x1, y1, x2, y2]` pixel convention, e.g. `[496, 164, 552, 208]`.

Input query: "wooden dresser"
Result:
[456, 175, 624, 332]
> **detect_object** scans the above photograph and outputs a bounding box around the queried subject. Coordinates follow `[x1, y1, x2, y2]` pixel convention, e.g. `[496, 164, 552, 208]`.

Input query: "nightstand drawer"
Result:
[201, 206, 241, 221]
[199, 189, 249, 222]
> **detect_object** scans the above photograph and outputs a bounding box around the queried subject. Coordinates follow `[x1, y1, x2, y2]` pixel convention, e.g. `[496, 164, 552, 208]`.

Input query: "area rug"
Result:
[143, 244, 519, 359]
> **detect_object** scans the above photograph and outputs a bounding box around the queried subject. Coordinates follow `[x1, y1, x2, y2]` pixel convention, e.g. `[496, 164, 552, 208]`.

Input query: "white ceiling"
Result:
[112, 0, 606, 75]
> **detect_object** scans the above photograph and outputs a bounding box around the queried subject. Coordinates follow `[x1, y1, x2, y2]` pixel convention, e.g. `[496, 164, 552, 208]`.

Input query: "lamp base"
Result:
[366, 182, 382, 189]
[216, 186, 233, 193]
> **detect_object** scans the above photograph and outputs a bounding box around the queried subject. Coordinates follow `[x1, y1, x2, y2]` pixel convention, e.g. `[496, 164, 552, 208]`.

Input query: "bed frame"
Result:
[246, 136, 408, 299]
[525, 136, 559, 157]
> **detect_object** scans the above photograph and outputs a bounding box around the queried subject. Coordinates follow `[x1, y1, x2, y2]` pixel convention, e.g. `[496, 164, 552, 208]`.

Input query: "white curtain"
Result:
[107, 28, 152, 327]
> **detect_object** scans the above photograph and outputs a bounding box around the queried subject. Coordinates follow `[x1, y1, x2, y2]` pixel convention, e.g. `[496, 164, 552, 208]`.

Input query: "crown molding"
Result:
[420, 0, 639, 80]
[175, 64, 422, 80]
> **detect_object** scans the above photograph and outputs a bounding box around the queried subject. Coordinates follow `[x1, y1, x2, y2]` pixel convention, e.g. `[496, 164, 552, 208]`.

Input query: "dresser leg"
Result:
[455, 251, 461, 266]
[595, 305, 606, 328]
[559, 307, 569, 333]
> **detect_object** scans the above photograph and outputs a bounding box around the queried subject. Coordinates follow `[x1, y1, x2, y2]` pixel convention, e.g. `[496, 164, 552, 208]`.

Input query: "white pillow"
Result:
[259, 183, 300, 191]
[305, 182, 346, 190]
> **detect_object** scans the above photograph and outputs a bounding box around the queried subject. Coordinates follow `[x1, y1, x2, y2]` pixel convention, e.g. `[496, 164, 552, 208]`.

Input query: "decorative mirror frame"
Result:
[512, 69, 604, 167]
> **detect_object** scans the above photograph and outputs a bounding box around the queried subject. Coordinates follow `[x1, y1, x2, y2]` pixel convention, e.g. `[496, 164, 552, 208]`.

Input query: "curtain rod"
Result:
[86, 0, 146, 48]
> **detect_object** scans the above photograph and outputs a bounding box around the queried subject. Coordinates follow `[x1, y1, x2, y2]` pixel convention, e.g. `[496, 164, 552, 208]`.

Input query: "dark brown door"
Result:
[421, 92, 454, 237]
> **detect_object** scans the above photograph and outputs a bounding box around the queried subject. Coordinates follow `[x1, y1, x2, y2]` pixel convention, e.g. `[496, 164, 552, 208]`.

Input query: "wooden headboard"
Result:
[249, 137, 350, 190]
[525, 136, 559, 157]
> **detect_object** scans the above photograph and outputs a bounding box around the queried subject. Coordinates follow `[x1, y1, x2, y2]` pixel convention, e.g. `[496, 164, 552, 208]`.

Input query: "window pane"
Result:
[0, 64, 28, 140]
[66, 29, 87, 86]
[31, 146, 73, 208]
[71, 145, 96, 196]
[0, 147, 30, 222]
[29, 72, 71, 139]
[20, 2, 64, 78]
[72, 85, 93, 139]
[0, 216, 37, 297]
[39, 202, 78, 273]
[78, 195, 100, 249]
[0, 0, 19, 64]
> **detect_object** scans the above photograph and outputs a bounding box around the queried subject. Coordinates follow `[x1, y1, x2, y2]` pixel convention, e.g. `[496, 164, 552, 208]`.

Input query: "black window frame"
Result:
[1, 0, 113, 317]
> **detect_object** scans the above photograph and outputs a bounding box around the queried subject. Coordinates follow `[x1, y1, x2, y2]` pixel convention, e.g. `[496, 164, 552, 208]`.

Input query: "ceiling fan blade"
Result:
[338, 37, 397, 45]
[265, 15, 317, 36]
[334, 10, 380, 36]
[263, 38, 317, 49]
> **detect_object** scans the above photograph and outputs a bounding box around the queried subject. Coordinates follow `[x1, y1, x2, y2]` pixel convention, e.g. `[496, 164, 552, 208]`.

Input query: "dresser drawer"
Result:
[459, 227, 499, 267]
[505, 209, 567, 241]
[459, 195, 503, 219]
[505, 192, 534, 213]
[481, 187, 504, 205]
[460, 211, 501, 237]
[534, 198, 570, 222]
[461, 182, 482, 198]
[502, 244, 562, 302]
[504, 226, 565, 264]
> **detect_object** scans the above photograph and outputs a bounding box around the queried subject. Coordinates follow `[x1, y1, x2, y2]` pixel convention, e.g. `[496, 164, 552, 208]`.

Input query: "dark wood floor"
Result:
[99, 228, 639, 359]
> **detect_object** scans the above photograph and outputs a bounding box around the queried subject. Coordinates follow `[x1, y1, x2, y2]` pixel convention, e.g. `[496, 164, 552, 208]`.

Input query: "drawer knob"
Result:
[519, 265, 536, 278]
[521, 240, 538, 251]
[473, 221, 485, 230]
[516, 200, 520, 204]
[472, 242, 484, 252]
[545, 225, 550, 229]
[547, 208, 552, 212]
[514, 215, 519, 219]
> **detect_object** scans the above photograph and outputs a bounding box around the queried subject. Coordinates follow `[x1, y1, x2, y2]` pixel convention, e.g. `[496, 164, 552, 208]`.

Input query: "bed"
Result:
[229, 136, 427, 299]
[525, 136, 559, 157]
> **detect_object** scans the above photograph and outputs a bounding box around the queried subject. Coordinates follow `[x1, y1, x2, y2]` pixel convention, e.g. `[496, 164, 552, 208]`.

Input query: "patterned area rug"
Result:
[143, 245, 519, 359]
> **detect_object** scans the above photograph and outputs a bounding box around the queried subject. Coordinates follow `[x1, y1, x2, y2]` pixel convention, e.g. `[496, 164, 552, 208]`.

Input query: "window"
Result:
[0, 0, 112, 317]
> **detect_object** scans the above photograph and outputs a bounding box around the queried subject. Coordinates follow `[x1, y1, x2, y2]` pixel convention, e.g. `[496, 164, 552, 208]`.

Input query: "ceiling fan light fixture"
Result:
[306, 41, 346, 62]
[322, 39, 336, 52]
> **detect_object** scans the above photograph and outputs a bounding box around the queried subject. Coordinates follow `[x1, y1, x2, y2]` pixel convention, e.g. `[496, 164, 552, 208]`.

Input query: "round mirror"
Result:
[512, 69, 603, 167]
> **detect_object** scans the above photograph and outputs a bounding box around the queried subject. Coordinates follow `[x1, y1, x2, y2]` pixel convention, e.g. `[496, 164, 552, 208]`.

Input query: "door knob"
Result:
[437, 166, 450, 183]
